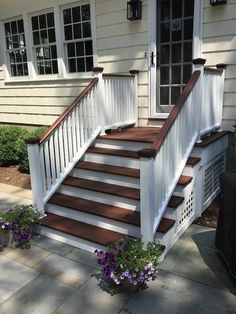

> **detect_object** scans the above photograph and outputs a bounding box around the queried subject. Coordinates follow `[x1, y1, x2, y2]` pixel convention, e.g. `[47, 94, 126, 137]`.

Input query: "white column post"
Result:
[138, 149, 156, 247]
[26, 138, 45, 215]
[130, 70, 139, 126]
[92, 66, 106, 134]
[216, 63, 227, 132]
[193, 58, 206, 143]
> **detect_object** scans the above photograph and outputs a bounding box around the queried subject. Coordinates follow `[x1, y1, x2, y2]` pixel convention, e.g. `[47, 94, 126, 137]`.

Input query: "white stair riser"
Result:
[155, 224, 176, 253]
[71, 168, 140, 189]
[38, 225, 104, 253]
[46, 204, 140, 237]
[84, 153, 140, 169]
[95, 139, 150, 151]
[58, 184, 140, 211]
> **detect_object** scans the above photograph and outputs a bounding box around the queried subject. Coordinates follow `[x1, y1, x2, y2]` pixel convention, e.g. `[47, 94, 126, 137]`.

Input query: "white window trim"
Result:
[1, 0, 97, 82]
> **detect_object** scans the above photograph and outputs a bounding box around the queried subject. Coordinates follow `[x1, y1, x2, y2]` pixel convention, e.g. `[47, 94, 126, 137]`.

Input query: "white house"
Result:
[0, 0, 234, 254]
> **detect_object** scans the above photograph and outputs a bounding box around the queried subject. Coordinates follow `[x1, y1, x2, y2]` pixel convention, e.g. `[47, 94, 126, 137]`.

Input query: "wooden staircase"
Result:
[39, 127, 199, 255]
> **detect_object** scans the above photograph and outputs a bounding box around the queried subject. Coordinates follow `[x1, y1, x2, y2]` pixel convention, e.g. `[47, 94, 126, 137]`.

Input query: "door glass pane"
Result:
[183, 64, 192, 84]
[171, 87, 180, 105]
[184, 0, 194, 17]
[184, 19, 193, 40]
[160, 87, 169, 105]
[171, 66, 181, 84]
[160, 44, 170, 64]
[161, 0, 170, 21]
[161, 22, 170, 43]
[172, 0, 182, 18]
[160, 66, 169, 85]
[183, 42, 192, 62]
[171, 43, 181, 63]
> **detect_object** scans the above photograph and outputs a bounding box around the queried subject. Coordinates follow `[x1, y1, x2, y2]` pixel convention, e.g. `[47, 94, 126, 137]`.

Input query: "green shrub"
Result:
[16, 126, 48, 173]
[0, 126, 23, 166]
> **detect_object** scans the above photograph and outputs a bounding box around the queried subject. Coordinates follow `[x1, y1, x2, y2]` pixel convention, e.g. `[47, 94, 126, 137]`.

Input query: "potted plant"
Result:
[0, 205, 40, 249]
[94, 237, 162, 291]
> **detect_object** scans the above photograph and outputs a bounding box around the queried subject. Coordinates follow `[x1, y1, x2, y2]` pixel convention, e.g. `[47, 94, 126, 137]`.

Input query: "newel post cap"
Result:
[192, 58, 206, 65]
[92, 66, 104, 74]
[25, 137, 41, 145]
[216, 63, 227, 69]
[138, 148, 156, 158]
[129, 70, 140, 75]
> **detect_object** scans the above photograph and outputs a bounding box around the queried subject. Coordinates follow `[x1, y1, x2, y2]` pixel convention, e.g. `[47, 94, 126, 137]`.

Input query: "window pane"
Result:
[10, 64, 17, 76]
[64, 25, 73, 40]
[18, 20, 24, 33]
[160, 87, 169, 105]
[161, 0, 170, 21]
[45, 61, 52, 74]
[12, 35, 18, 48]
[172, 19, 182, 41]
[33, 31, 40, 45]
[77, 58, 85, 72]
[23, 63, 28, 75]
[67, 43, 75, 57]
[171, 65, 181, 84]
[22, 50, 27, 62]
[76, 42, 84, 56]
[6, 37, 11, 49]
[82, 5, 90, 21]
[63, 9, 72, 25]
[16, 51, 22, 63]
[161, 22, 170, 43]
[183, 64, 192, 83]
[11, 21, 17, 34]
[171, 43, 181, 63]
[39, 14, 46, 29]
[38, 62, 45, 74]
[184, 0, 194, 17]
[32, 16, 39, 30]
[160, 66, 169, 85]
[172, 0, 182, 18]
[4, 23, 10, 35]
[48, 29, 56, 43]
[184, 19, 193, 40]
[68, 58, 76, 72]
[183, 42, 192, 62]
[51, 45, 57, 58]
[86, 57, 93, 71]
[47, 12, 54, 28]
[40, 30, 48, 44]
[82, 22, 91, 38]
[19, 34, 25, 47]
[72, 6, 81, 23]
[73, 23, 81, 39]
[43, 47, 51, 59]
[52, 60, 58, 73]
[171, 87, 181, 105]
[9, 52, 15, 63]
[85, 41, 93, 55]
[17, 64, 23, 76]
[160, 44, 169, 64]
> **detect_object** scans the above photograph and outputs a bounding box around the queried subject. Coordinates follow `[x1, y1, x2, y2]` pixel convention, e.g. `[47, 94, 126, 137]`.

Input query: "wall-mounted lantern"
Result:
[210, 0, 227, 6]
[127, 0, 142, 21]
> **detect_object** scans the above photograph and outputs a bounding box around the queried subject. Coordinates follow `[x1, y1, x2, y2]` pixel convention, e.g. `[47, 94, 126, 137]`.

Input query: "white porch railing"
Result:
[27, 68, 138, 213]
[200, 67, 225, 135]
[139, 60, 226, 245]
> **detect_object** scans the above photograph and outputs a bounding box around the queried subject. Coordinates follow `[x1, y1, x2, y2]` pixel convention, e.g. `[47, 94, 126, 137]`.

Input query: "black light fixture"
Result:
[127, 0, 142, 21]
[210, 0, 227, 6]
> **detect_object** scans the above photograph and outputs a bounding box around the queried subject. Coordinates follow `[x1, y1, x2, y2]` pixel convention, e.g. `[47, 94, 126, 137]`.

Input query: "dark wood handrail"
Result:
[103, 73, 135, 78]
[138, 70, 201, 158]
[204, 67, 223, 75]
[39, 78, 98, 144]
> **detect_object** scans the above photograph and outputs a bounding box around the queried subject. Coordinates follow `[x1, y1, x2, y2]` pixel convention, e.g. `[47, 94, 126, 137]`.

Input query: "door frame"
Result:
[148, 0, 203, 117]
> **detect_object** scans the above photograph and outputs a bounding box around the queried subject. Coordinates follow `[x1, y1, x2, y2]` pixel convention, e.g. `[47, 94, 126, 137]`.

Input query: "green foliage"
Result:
[0, 126, 23, 166]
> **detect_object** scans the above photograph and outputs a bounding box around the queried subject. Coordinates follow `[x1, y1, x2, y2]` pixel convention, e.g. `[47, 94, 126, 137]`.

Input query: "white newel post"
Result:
[216, 63, 227, 132]
[92, 66, 106, 134]
[138, 149, 156, 247]
[129, 70, 139, 126]
[26, 138, 45, 215]
[192, 58, 206, 142]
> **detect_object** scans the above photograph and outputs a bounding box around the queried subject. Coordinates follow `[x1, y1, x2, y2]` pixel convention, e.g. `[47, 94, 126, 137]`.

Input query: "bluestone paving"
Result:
[66, 247, 100, 270]
[34, 253, 96, 288]
[121, 269, 236, 314]
[0, 274, 76, 314]
[0, 255, 39, 303]
[180, 224, 216, 249]
[31, 235, 74, 256]
[2, 244, 52, 268]
[55, 273, 132, 314]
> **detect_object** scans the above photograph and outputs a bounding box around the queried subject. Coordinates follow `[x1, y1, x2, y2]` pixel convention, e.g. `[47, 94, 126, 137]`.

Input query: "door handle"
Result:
[151, 51, 154, 66]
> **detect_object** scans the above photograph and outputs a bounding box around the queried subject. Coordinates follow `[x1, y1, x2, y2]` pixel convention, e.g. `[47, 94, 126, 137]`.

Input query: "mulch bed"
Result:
[0, 165, 220, 228]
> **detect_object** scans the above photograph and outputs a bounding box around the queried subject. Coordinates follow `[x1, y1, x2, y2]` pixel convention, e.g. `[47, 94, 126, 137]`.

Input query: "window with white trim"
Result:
[4, 18, 28, 77]
[31, 12, 58, 75]
[62, 3, 94, 73]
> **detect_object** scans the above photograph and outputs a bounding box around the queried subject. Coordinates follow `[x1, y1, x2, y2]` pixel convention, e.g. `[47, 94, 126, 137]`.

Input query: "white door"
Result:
[149, 0, 197, 116]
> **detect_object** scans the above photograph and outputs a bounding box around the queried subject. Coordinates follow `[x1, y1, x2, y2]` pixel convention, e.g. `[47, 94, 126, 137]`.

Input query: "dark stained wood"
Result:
[25, 137, 41, 144]
[195, 131, 228, 148]
[187, 157, 201, 166]
[204, 67, 223, 75]
[41, 212, 128, 246]
[92, 66, 104, 73]
[40, 78, 98, 144]
[168, 195, 184, 209]
[63, 176, 140, 200]
[49, 193, 140, 226]
[103, 73, 135, 78]
[192, 58, 206, 65]
[129, 70, 139, 75]
[216, 63, 227, 69]
[178, 175, 193, 186]
[138, 149, 156, 158]
[158, 218, 175, 233]
[76, 161, 140, 178]
[87, 146, 139, 159]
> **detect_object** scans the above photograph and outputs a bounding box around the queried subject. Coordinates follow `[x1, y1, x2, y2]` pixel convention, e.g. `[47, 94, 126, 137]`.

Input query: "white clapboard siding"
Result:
[0, 113, 57, 125]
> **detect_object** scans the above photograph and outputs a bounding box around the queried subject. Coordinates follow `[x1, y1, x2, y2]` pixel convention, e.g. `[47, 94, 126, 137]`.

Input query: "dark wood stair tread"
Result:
[76, 161, 140, 178]
[187, 157, 201, 166]
[195, 131, 228, 148]
[87, 147, 139, 159]
[63, 177, 140, 200]
[158, 217, 175, 233]
[168, 195, 184, 209]
[41, 212, 128, 246]
[178, 175, 192, 186]
[49, 193, 140, 226]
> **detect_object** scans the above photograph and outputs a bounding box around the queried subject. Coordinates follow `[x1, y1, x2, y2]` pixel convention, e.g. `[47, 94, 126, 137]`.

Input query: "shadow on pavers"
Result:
[192, 230, 236, 295]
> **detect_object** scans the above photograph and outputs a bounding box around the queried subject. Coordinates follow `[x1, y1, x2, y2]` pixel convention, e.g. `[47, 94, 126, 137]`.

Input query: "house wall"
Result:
[202, 0, 236, 131]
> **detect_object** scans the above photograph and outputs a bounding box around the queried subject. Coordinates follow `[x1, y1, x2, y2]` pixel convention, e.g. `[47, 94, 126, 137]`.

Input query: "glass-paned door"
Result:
[157, 0, 194, 111]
